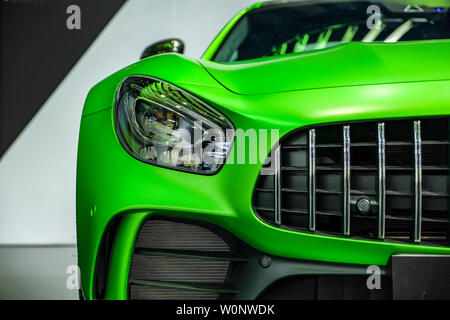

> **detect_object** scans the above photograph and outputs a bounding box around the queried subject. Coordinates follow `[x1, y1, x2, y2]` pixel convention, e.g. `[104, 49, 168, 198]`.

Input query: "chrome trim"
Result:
[378, 123, 386, 239]
[309, 129, 316, 232]
[274, 145, 282, 225]
[343, 126, 351, 236]
[413, 120, 422, 243]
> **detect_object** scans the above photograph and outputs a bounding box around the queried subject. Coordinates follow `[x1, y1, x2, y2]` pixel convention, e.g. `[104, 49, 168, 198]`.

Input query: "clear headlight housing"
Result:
[115, 76, 234, 174]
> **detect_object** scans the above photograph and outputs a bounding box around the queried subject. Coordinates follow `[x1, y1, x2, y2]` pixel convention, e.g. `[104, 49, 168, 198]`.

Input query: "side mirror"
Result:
[140, 38, 185, 59]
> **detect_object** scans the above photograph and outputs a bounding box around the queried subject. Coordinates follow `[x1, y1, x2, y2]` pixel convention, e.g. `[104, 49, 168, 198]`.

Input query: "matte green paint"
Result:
[83, 54, 222, 117]
[77, 6, 450, 300]
[200, 40, 450, 95]
[105, 212, 149, 300]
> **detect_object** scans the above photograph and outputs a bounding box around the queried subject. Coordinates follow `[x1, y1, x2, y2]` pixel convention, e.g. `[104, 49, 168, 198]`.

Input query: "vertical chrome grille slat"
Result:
[377, 123, 386, 240]
[343, 126, 351, 236]
[309, 129, 316, 232]
[413, 120, 422, 243]
[274, 145, 282, 226]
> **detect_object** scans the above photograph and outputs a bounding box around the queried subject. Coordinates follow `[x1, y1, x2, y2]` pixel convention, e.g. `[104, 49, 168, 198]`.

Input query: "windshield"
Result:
[213, 1, 450, 62]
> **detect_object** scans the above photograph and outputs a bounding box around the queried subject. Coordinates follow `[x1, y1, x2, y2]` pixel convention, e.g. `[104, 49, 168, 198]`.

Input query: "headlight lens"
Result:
[115, 76, 234, 174]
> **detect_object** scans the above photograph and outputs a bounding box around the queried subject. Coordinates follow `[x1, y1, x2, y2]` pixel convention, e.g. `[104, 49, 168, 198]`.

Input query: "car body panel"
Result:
[201, 40, 450, 95]
[77, 0, 450, 299]
[77, 72, 450, 298]
[82, 54, 221, 117]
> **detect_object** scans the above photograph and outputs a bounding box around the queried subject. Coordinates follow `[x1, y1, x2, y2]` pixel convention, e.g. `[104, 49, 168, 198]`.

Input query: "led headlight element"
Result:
[115, 76, 234, 174]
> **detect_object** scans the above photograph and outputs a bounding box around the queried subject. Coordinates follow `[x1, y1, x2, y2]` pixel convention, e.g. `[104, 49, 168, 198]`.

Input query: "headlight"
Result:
[115, 76, 234, 174]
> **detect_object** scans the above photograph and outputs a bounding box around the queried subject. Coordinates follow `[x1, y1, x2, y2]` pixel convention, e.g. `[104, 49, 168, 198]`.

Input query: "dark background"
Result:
[0, 0, 125, 156]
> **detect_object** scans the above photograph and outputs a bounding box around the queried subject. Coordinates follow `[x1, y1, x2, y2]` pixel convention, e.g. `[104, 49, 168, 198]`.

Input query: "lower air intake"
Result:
[128, 219, 237, 300]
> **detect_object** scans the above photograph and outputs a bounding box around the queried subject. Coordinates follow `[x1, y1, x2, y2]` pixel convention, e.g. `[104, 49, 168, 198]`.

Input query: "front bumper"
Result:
[89, 212, 450, 299]
[103, 213, 393, 299]
[76, 80, 450, 299]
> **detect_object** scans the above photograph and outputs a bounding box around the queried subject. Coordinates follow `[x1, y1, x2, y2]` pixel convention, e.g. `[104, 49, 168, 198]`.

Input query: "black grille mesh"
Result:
[253, 118, 450, 246]
[128, 219, 234, 300]
[129, 255, 230, 283]
[135, 220, 230, 251]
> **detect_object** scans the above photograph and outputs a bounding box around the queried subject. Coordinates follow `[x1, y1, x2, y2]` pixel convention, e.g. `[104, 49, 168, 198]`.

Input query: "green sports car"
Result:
[77, 0, 450, 300]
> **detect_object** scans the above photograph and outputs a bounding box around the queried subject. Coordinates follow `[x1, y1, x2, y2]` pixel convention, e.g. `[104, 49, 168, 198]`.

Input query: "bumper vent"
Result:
[128, 219, 243, 300]
[253, 118, 450, 246]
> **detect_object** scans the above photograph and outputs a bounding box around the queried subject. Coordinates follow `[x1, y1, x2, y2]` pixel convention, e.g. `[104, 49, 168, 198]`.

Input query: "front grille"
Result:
[253, 118, 450, 246]
[128, 219, 243, 300]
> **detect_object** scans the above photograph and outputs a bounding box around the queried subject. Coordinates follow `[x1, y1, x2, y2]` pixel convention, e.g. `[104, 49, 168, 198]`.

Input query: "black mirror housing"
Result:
[140, 38, 185, 59]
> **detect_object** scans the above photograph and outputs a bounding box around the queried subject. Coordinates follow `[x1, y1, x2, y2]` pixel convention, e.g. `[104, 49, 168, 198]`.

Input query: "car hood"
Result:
[199, 40, 450, 95]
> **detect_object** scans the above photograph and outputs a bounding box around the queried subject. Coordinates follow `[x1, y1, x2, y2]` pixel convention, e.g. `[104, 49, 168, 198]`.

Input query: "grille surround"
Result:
[253, 118, 450, 247]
